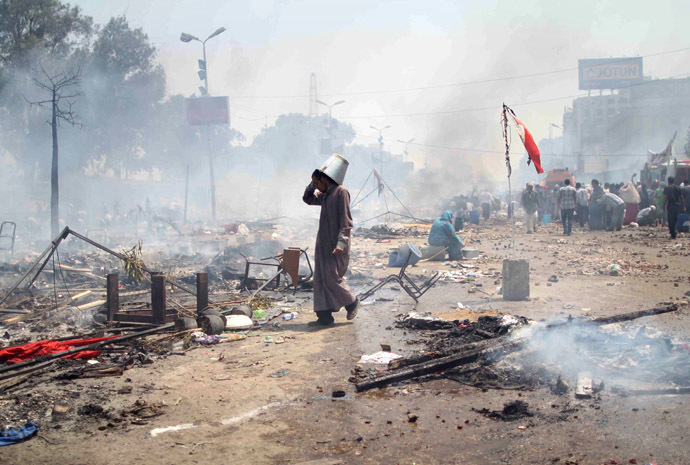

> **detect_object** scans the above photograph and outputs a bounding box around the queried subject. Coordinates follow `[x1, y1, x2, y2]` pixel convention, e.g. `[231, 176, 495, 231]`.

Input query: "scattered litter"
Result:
[0, 422, 38, 447]
[473, 400, 534, 421]
[357, 351, 403, 364]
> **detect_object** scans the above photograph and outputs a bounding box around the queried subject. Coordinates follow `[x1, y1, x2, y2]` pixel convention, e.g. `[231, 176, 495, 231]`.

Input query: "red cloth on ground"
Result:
[0, 336, 118, 364]
[624, 203, 639, 225]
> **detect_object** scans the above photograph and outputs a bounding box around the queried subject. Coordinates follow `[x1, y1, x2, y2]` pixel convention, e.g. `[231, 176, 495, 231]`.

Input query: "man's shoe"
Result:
[308, 318, 334, 327]
[345, 298, 360, 321]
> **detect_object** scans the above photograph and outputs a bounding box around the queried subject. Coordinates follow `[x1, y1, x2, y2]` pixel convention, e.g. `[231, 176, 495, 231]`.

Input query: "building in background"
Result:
[542, 57, 690, 183]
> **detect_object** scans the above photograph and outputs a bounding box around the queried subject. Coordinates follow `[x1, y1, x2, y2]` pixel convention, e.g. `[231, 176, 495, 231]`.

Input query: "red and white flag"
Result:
[506, 107, 543, 174]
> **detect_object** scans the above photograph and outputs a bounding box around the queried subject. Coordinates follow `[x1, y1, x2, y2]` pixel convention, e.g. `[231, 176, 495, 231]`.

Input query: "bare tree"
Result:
[25, 63, 83, 239]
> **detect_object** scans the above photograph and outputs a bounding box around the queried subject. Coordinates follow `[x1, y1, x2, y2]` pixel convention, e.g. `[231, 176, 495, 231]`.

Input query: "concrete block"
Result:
[502, 259, 529, 301]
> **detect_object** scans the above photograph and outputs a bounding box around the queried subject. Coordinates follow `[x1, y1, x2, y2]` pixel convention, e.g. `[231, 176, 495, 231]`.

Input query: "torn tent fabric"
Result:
[506, 107, 543, 174]
[0, 422, 38, 446]
[373, 169, 385, 196]
[0, 336, 118, 364]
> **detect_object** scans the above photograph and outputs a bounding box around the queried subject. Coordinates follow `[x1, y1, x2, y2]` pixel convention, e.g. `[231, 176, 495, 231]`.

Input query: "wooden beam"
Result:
[107, 274, 119, 321]
[356, 339, 523, 392]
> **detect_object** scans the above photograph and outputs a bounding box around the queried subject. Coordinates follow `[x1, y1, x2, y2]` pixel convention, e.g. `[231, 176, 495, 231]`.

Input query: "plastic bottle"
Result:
[282, 312, 299, 321]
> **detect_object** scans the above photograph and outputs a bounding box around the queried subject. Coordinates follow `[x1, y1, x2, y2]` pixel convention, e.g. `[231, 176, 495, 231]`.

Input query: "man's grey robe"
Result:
[303, 182, 356, 312]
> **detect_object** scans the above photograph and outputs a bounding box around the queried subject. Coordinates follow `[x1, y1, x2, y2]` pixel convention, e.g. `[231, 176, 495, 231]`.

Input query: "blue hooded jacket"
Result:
[429, 210, 462, 248]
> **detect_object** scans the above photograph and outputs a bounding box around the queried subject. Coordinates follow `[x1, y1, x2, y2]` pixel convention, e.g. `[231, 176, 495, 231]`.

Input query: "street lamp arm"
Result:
[180, 32, 200, 42]
[316, 99, 328, 107]
[206, 27, 227, 41]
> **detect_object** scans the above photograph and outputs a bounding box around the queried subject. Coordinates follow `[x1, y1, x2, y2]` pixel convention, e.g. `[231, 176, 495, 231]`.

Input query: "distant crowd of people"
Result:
[520, 177, 690, 239]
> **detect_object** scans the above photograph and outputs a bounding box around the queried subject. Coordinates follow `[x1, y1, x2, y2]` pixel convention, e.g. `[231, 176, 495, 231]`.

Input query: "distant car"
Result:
[542, 169, 575, 190]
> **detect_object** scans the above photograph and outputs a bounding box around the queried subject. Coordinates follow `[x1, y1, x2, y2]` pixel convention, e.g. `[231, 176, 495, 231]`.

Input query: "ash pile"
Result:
[353, 303, 690, 401]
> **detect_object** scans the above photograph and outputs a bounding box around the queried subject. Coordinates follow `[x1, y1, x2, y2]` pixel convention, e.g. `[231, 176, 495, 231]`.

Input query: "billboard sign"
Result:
[186, 96, 230, 126]
[578, 57, 643, 90]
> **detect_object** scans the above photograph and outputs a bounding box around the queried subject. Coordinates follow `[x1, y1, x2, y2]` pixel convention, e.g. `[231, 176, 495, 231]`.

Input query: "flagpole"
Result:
[502, 104, 516, 257]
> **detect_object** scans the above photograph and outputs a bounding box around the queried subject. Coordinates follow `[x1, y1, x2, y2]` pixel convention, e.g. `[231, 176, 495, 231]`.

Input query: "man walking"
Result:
[557, 179, 577, 236]
[521, 183, 539, 234]
[663, 176, 685, 239]
[599, 192, 626, 232]
[576, 182, 589, 228]
[302, 154, 359, 326]
[479, 191, 494, 221]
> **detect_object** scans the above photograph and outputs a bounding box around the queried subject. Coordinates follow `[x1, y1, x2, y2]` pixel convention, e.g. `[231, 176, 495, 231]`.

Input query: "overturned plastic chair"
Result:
[358, 243, 441, 303]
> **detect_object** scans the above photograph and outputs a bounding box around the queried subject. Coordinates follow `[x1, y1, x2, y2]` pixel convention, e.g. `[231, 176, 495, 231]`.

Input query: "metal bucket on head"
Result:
[319, 153, 349, 185]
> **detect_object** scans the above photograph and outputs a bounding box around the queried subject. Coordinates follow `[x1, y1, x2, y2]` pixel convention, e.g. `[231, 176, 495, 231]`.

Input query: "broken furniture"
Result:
[0, 221, 16, 258]
[105, 272, 210, 325]
[358, 252, 441, 303]
[0, 226, 201, 308]
[241, 247, 312, 292]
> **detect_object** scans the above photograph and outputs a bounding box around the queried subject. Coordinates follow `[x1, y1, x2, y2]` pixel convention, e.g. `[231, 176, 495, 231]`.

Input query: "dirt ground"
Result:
[2, 218, 690, 465]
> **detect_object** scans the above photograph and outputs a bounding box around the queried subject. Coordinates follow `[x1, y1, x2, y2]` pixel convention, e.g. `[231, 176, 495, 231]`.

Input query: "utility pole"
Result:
[180, 27, 226, 222]
[317, 99, 345, 149]
[370, 125, 391, 175]
[183, 165, 189, 224]
[309, 73, 318, 117]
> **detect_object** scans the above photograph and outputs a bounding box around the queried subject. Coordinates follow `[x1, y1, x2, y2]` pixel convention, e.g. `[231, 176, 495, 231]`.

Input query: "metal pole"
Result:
[202, 41, 209, 94]
[379, 130, 383, 176]
[207, 126, 216, 221]
[329, 106, 333, 143]
[183, 164, 189, 224]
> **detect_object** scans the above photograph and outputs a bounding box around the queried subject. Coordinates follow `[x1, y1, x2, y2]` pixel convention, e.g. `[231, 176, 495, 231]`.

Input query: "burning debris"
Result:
[354, 304, 690, 405]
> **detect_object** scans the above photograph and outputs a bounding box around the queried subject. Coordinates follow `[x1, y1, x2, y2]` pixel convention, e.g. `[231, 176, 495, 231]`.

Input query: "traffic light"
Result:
[197, 59, 207, 81]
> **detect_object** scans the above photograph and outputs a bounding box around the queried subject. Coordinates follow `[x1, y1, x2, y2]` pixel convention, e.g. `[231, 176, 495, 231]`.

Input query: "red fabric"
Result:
[510, 114, 544, 174]
[0, 336, 118, 364]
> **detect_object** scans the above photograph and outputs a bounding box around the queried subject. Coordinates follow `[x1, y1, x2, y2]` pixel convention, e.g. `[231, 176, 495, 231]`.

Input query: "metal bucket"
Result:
[462, 248, 480, 259]
[319, 153, 349, 185]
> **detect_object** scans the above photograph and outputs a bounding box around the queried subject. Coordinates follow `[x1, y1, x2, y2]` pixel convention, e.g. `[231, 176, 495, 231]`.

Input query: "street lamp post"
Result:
[316, 99, 345, 149]
[180, 27, 226, 95]
[180, 27, 226, 222]
[397, 137, 415, 163]
[370, 125, 391, 175]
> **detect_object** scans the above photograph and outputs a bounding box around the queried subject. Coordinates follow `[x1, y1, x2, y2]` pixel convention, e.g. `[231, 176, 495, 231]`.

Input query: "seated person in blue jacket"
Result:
[428, 210, 463, 260]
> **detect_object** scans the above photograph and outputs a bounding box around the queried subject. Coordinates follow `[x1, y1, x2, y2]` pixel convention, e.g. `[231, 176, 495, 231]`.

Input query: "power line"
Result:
[227, 46, 690, 99]
[228, 95, 687, 158]
[228, 71, 690, 121]
[225, 72, 690, 158]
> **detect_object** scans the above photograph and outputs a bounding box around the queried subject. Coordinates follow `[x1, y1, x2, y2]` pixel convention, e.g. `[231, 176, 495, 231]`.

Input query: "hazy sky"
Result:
[73, 0, 690, 170]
